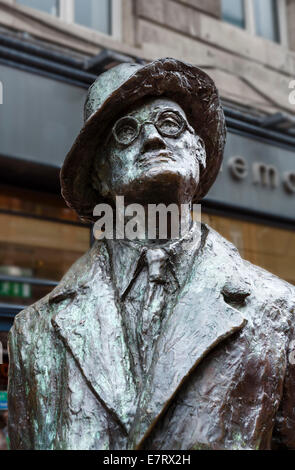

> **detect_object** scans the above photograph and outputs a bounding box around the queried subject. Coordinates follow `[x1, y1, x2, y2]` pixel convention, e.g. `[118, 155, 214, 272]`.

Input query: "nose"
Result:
[141, 123, 166, 153]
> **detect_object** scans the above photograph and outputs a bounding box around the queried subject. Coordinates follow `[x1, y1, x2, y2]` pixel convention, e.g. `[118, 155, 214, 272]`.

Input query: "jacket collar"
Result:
[50, 227, 250, 447]
[106, 222, 203, 299]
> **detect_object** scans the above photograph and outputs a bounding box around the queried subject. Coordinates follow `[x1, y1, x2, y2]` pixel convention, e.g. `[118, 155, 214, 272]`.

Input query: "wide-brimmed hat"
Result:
[61, 58, 226, 222]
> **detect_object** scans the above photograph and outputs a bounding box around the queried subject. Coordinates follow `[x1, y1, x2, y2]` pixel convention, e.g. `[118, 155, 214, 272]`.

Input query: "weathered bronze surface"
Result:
[8, 58, 295, 450]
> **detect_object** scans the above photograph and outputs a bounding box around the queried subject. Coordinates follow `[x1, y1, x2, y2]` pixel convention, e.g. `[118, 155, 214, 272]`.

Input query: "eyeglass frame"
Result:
[111, 108, 193, 147]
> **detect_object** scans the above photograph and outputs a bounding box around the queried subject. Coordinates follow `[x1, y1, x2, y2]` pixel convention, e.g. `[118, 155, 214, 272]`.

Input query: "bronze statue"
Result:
[8, 58, 295, 450]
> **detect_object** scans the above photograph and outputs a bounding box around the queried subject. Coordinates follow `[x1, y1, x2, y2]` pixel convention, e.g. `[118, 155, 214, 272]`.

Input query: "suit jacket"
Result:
[8, 225, 295, 450]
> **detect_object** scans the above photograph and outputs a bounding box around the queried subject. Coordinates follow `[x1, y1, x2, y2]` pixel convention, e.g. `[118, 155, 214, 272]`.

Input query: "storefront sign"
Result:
[1, 64, 294, 221]
[0, 391, 7, 410]
[206, 132, 295, 221]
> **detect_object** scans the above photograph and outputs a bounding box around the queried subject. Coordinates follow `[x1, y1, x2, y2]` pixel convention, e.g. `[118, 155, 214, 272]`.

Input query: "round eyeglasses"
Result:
[112, 109, 187, 146]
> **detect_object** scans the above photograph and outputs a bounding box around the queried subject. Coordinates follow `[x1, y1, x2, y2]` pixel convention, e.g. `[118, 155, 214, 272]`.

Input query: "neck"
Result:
[112, 197, 194, 247]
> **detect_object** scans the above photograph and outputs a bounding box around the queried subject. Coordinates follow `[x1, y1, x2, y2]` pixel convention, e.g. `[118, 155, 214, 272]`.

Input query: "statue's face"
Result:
[94, 97, 206, 204]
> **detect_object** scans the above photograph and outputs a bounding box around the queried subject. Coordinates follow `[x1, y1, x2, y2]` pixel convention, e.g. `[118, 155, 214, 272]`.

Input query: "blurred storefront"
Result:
[0, 0, 295, 419]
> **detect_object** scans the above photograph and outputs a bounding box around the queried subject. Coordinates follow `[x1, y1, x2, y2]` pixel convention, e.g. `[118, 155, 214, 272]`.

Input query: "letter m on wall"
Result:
[252, 162, 279, 188]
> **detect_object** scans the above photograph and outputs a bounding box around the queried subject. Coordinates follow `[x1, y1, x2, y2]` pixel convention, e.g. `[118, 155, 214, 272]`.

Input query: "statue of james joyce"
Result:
[8, 58, 295, 450]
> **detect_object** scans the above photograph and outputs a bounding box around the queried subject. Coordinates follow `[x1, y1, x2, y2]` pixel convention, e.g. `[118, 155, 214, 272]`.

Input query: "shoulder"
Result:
[10, 240, 107, 345]
[205, 224, 295, 320]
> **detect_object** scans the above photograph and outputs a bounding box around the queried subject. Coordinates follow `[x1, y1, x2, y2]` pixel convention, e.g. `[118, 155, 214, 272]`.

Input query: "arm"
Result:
[273, 337, 295, 449]
[8, 323, 33, 450]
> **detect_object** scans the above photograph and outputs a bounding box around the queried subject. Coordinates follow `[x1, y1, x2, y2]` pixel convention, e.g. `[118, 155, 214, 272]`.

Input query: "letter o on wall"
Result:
[284, 172, 295, 194]
[228, 156, 248, 180]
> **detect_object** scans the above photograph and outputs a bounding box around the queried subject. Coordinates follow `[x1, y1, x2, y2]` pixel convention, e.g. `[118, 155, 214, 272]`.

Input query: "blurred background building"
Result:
[0, 0, 295, 429]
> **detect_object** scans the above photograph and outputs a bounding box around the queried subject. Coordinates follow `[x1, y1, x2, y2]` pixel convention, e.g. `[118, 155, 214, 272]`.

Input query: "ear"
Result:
[98, 180, 111, 198]
[196, 136, 207, 170]
[92, 157, 111, 197]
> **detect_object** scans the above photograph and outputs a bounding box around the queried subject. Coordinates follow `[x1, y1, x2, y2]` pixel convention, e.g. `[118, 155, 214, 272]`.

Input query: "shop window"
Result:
[221, 0, 288, 46]
[0, 212, 90, 307]
[0, 187, 90, 310]
[202, 212, 295, 287]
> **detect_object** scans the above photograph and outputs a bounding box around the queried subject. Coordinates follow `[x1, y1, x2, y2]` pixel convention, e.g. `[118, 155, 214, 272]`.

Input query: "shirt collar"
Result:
[106, 222, 206, 299]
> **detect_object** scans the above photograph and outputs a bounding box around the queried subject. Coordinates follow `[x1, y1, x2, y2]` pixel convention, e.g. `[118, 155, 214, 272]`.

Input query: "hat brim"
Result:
[61, 58, 226, 222]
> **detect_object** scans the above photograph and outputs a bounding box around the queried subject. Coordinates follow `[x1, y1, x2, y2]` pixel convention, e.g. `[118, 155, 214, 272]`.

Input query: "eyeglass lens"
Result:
[113, 110, 185, 145]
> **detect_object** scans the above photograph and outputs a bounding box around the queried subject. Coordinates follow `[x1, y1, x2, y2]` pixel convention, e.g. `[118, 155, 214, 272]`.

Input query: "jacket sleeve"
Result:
[8, 321, 33, 450]
[273, 331, 295, 449]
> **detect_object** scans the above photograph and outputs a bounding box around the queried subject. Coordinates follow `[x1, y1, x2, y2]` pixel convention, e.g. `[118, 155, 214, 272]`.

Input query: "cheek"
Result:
[108, 145, 141, 183]
[167, 135, 199, 169]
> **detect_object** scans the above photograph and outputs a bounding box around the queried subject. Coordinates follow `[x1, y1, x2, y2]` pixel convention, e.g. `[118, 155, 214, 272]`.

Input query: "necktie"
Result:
[138, 248, 169, 373]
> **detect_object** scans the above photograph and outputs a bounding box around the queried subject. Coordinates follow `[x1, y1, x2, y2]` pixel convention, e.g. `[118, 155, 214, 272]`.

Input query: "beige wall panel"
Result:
[137, 18, 239, 68]
[241, 73, 295, 113]
[136, 0, 202, 39]
[200, 14, 295, 75]
[1, 0, 294, 78]
[122, 0, 136, 47]
[165, 0, 196, 35]
[0, 1, 143, 59]
[137, 19, 295, 114]
[135, 0, 295, 76]
[135, 0, 165, 24]
[203, 68, 272, 109]
[1, 0, 294, 112]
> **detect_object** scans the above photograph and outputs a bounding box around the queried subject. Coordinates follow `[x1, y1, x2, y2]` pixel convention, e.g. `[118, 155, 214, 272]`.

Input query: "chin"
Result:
[117, 167, 199, 205]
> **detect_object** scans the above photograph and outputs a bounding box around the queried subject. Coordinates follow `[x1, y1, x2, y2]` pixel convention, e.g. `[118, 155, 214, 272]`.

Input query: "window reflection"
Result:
[221, 0, 245, 29]
[253, 0, 280, 42]
[74, 0, 111, 34]
[16, 0, 59, 16]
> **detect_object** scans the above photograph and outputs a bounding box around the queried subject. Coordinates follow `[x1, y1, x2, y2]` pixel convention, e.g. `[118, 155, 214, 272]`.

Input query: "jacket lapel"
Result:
[49, 228, 250, 447]
[129, 227, 250, 449]
[51, 242, 137, 435]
